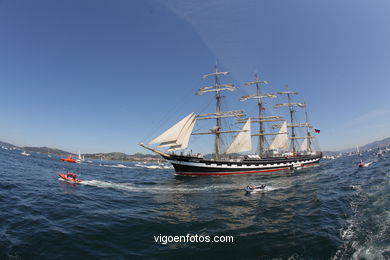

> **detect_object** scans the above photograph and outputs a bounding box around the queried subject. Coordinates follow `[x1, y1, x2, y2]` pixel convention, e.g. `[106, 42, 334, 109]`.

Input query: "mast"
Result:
[304, 102, 312, 152]
[148, 64, 246, 158]
[287, 87, 296, 152]
[214, 64, 222, 161]
[275, 85, 305, 153]
[242, 73, 276, 156]
[255, 74, 264, 156]
[197, 63, 238, 160]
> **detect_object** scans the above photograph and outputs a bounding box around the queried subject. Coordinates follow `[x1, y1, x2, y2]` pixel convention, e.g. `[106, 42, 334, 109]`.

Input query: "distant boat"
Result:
[61, 155, 77, 163]
[376, 149, 385, 157]
[358, 160, 373, 168]
[21, 151, 30, 156]
[112, 164, 127, 168]
[358, 160, 364, 167]
[76, 151, 84, 163]
[48, 148, 51, 157]
[356, 145, 361, 156]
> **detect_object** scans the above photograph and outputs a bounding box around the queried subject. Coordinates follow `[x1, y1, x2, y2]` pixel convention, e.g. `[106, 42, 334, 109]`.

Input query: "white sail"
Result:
[274, 102, 305, 108]
[158, 114, 196, 148]
[300, 138, 308, 152]
[226, 118, 252, 154]
[167, 117, 197, 151]
[269, 121, 288, 150]
[78, 151, 82, 160]
[149, 113, 195, 145]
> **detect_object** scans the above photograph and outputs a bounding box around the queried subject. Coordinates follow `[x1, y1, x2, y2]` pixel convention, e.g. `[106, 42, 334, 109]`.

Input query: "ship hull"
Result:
[163, 154, 322, 176]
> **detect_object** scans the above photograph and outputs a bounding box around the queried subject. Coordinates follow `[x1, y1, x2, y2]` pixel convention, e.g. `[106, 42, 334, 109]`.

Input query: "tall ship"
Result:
[140, 64, 322, 176]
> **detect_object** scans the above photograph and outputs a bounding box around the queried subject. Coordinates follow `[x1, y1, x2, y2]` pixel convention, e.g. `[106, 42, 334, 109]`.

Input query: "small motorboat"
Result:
[59, 172, 81, 183]
[61, 156, 77, 163]
[21, 151, 30, 156]
[245, 184, 266, 193]
[358, 161, 372, 168]
[376, 150, 385, 157]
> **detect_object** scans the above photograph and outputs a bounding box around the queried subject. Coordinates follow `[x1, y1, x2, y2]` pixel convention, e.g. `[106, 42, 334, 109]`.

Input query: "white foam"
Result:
[80, 180, 233, 193]
[362, 161, 373, 167]
[134, 164, 173, 169]
[246, 185, 287, 193]
[340, 219, 355, 240]
[103, 164, 133, 168]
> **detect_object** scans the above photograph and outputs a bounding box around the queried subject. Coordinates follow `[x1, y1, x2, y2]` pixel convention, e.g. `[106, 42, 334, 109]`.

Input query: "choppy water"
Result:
[0, 148, 389, 259]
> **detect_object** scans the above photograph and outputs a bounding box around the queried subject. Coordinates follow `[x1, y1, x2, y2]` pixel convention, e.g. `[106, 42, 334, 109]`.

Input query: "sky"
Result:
[0, 0, 390, 154]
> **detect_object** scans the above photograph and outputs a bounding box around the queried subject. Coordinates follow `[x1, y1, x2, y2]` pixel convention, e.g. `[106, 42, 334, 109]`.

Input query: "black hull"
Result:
[163, 153, 322, 176]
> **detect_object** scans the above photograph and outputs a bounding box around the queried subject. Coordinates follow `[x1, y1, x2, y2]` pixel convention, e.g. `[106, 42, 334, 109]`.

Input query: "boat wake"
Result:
[362, 161, 373, 167]
[334, 180, 390, 259]
[245, 185, 287, 194]
[81, 180, 234, 193]
[134, 163, 173, 169]
[103, 164, 133, 169]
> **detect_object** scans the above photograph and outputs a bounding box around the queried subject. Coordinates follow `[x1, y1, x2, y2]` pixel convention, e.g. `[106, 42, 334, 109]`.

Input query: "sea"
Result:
[0, 148, 389, 259]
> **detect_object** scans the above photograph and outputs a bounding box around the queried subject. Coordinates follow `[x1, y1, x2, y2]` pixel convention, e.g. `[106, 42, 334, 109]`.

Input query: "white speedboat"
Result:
[245, 184, 266, 193]
[21, 151, 30, 156]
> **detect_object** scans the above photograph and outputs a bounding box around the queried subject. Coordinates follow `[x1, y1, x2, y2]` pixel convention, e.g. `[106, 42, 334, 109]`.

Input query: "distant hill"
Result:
[360, 137, 390, 151]
[2, 136, 390, 161]
[323, 137, 390, 155]
[1, 140, 160, 161]
[84, 152, 161, 162]
[22, 146, 74, 156]
[0, 141, 17, 148]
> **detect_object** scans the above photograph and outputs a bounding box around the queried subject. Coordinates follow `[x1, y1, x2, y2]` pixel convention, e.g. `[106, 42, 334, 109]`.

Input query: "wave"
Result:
[245, 185, 288, 194]
[81, 180, 237, 193]
[79, 179, 287, 195]
[334, 181, 390, 259]
[134, 163, 173, 169]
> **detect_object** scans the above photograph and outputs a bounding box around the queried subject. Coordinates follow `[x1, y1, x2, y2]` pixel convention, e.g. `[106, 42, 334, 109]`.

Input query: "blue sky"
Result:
[0, 0, 390, 153]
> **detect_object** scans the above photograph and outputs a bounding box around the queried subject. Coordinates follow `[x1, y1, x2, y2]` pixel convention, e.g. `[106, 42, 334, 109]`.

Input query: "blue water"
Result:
[0, 149, 389, 259]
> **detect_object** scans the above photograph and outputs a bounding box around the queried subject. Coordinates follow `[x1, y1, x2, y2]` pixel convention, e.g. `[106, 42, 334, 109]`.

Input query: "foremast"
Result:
[196, 64, 244, 160]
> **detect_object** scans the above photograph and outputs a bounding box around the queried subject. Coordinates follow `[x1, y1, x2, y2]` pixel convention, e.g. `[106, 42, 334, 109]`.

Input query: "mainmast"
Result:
[241, 73, 277, 156]
[214, 64, 222, 161]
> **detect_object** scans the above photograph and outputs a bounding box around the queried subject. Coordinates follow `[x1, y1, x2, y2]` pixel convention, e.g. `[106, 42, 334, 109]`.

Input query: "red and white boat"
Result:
[58, 173, 81, 183]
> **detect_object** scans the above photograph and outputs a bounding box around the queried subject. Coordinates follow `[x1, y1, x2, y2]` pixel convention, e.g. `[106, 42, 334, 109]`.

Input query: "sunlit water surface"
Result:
[0, 149, 389, 259]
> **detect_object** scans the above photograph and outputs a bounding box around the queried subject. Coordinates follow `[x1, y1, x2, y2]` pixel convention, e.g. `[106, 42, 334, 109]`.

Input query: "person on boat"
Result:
[247, 184, 265, 191]
[358, 160, 364, 167]
[72, 173, 77, 180]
